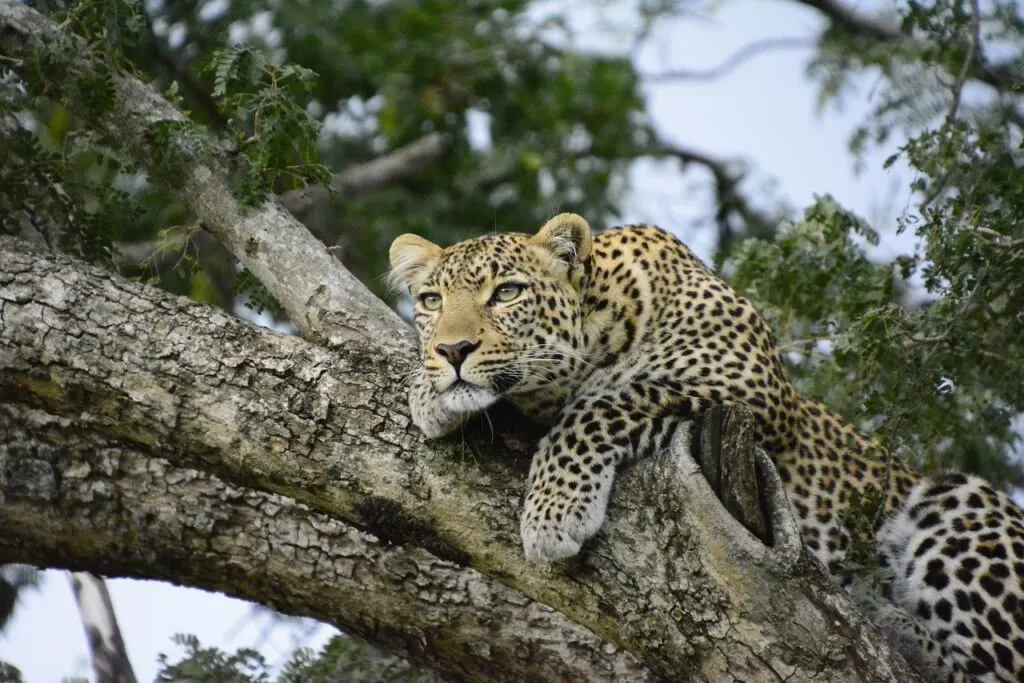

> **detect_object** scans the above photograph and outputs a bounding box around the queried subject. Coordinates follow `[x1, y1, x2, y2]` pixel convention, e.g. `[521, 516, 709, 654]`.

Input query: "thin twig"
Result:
[946, 0, 983, 123]
[657, 142, 778, 248]
[920, 0, 983, 208]
[777, 337, 833, 353]
[643, 37, 815, 83]
[279, 132, 445, 216]
[951, 225, 1024, 252]
[901, 333, 949, 349]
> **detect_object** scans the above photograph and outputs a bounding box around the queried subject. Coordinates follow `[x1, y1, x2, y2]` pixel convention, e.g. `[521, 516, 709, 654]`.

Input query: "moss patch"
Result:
[355, 496, 470, 567]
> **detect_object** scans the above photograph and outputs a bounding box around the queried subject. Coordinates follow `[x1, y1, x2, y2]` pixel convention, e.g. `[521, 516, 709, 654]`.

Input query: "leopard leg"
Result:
[852, 588, 961, 681]
[878, 473, 1024, 681]
[520, 389, 678, 562]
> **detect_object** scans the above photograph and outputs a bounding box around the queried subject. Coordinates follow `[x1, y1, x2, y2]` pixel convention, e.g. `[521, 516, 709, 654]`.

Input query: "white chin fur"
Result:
[438, 383, 499, 414]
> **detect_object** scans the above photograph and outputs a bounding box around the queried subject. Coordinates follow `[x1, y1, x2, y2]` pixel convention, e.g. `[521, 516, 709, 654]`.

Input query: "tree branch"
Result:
[68, 572, 139, 683]
[656, 142, 779, 249]
[945, 0, 982, 122]
[643, 37, 815, 83]
[279, 132, 445, 217]
[0, 236, 920, 681]
[795, 0, 900, 43]
[1, 401, 646, 682]
[113, 225, 221, 275]
[116, 132, 447, 272]
[0, 4, 920, 679]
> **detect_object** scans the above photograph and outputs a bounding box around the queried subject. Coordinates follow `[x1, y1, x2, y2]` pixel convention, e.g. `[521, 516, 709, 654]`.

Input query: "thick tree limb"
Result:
[0, 236, 921, 681]
[1, 402, 646, 682]
[0, 3, 920, 680]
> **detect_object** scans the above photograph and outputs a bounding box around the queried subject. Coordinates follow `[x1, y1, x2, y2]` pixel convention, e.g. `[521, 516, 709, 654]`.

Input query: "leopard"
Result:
[388, 213, 1024, 682]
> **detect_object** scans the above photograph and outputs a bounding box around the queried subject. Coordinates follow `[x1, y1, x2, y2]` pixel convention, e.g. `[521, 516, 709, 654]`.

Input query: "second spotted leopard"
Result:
[389, 214, 1024, 682]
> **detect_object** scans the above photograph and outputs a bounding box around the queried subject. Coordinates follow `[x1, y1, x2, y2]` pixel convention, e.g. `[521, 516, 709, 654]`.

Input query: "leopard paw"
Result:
[519, 491, 608, 562]
[520, 516, 584, 562]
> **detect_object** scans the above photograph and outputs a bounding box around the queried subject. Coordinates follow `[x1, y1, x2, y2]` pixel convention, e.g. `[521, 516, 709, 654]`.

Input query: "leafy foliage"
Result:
[156, 634, 271, 683]
[279, 636, 441, 683]
[4, 0, 668, 310]
[733, 0, 1024, 485]
[205, 45, 330, 204]
[0, 86, 135, 265]
[156, 633, 441, 683]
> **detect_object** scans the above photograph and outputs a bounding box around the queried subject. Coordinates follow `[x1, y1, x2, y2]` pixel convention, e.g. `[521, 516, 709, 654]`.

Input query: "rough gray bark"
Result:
[1, 403, 645, 682]
[0, 2, 921, 680]
[0, 237, 920, 682]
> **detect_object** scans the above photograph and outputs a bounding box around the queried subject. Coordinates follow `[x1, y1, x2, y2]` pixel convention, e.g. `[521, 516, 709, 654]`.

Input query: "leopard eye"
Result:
[418, 292, 442, 311]
[492, 283, 525, 304]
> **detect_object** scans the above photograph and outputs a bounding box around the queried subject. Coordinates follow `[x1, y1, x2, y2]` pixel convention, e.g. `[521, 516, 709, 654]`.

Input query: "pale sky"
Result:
[0, 1, 925, 681]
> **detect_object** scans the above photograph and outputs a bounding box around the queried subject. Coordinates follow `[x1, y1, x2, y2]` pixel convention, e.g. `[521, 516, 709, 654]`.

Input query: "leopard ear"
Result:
[530, 213, 593, 267]
[388, 234, 442, 292]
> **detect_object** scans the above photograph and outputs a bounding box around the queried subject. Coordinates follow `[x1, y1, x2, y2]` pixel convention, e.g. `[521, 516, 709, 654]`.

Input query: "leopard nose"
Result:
[434, 340, 481, 371]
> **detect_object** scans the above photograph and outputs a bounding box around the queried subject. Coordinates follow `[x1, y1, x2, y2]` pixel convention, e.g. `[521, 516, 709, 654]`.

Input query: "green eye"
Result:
[492, 283, 525, 303]
[418, 292, 442, 311]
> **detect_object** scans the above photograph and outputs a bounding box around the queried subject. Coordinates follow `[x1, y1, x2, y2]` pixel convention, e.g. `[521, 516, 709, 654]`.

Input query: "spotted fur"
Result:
[389, 214, 1024, 681]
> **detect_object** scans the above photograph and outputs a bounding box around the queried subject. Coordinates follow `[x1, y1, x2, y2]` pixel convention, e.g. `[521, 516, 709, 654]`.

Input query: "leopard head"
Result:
[388, 213, 593, 418]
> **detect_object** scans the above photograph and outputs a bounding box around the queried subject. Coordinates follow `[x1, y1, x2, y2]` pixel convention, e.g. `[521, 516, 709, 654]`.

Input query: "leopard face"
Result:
[388, 215, 593, 420]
